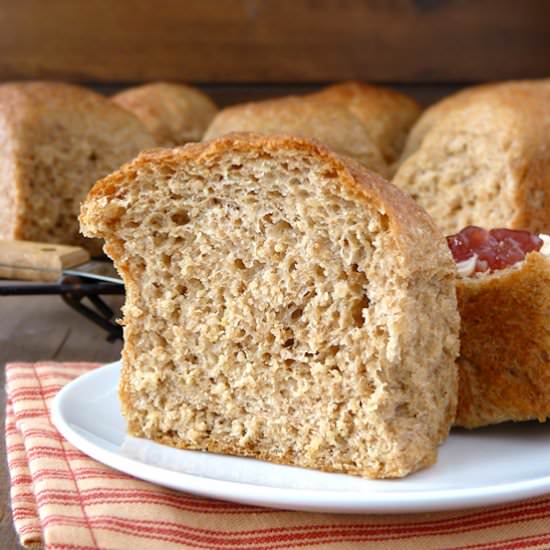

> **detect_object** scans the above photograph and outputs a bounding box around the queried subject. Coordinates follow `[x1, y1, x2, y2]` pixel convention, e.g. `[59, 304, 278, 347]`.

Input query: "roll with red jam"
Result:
[447, 226, 550, 428]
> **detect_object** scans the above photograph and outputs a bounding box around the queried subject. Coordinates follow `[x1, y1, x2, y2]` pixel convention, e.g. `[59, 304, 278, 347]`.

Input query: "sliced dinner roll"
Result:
[81, 133, 459, 479]
[0, 81, 155, 254]
[456, 252, 550, 428]
[448, 226, 550, 428]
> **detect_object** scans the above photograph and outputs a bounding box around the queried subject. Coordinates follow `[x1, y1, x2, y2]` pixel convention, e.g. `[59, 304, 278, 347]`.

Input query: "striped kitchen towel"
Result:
[5, 361, 550, 550]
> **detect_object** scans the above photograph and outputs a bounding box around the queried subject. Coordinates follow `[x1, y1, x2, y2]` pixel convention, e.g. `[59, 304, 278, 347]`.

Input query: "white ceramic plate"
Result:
[52, 361, 550, 514]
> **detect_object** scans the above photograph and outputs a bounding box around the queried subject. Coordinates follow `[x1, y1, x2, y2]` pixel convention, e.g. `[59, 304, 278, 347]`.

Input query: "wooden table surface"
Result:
[1, 291, 123, 549]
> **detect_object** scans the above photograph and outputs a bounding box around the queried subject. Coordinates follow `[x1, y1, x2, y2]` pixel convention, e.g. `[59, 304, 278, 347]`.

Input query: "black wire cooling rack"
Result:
[0, 274, 125, 341]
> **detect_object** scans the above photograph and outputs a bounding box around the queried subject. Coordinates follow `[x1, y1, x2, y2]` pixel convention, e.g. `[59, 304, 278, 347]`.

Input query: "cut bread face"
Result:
[112, 82, 218, 146]
[446, 226, 550, 428]
[400, 79, 550, 164]
[0, 82, 156, 254]
[204, 82, 421, 178]
[80, 133, 459, 479]
[393, 80, 550, 236]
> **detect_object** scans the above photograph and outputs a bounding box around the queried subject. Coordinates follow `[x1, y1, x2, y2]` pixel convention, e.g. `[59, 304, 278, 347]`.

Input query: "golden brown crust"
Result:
[309, 81, 421, 165]
[456, 252, 550, 428]
[203, 83, 420, 177]
[393, 80, 550, 235]
[112, 82, 217, 146]
[400, 79, 550, 162]
[203, 97, 390, 176]
[84, 131, 450, 275]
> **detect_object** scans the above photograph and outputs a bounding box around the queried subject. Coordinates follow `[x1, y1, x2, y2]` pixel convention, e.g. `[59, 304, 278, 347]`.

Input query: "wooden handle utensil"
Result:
[0, 240, 90, 282]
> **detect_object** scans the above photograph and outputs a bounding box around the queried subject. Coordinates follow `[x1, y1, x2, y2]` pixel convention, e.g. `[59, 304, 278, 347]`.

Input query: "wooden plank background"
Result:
[0, 0, 548, 84]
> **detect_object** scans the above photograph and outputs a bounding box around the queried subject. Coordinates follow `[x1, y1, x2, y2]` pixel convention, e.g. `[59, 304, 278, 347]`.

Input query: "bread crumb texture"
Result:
[0, 81, 155, 253]
[393, 80, 550, 235]
[81, 133, 459, 479]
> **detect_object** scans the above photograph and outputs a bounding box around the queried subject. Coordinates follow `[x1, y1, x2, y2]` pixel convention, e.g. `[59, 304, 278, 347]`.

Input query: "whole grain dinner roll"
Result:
[80, 133, 459, 479]
[400, 80, 550, 163]
[112, 82, 218, 146]
[447, 227, 550, 428]
[393, 80, 550, 235]
[204, 82, 420, 178]
[309, 81, 421, 167]
[0, 82, 156, 254]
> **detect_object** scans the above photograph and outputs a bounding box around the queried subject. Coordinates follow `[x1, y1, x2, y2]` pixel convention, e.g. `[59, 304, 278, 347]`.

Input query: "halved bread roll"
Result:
[80, 133, 459, 479]
[393, 80, 550, 235]
[204, 82, 420, 178]
[452, 240, 550, 428]
[0, 82, 156, 254]
[112, 82, 218, 146]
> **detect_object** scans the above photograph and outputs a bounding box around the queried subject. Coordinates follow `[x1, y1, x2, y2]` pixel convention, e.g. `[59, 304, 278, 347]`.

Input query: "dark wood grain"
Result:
[0, 293, 122, 549]
[0, 0, 548, 83]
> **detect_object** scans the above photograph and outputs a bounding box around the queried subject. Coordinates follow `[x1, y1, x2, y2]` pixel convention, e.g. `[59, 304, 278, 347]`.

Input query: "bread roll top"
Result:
[309, 81, 420, 166]
[0, 81, 155, 253]
[393, 80, 550, 235]
[400, 79, 550, 162]
[204, 96, 390, 176]
[112, 82, 218, 146]
[204, 82, 420, 178]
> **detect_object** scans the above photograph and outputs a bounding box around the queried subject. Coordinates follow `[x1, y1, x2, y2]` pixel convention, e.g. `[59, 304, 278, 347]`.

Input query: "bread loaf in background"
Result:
[204, 82, 420, 178]
[80, 132, 459, 479]
[0, 82, 156, 254]
[399, 79, 550, 163]
[309, 82, 421, 168]
[113, 82, 218, 146]
[455, 251, 550, 428]
[392, 80, 550, 235]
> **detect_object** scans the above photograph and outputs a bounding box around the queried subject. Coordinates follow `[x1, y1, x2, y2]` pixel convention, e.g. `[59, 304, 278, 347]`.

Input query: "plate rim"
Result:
[51, 361, 550, 514]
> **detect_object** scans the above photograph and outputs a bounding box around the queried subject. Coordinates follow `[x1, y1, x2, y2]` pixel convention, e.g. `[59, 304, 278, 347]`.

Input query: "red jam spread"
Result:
[447, 226, 543, 273]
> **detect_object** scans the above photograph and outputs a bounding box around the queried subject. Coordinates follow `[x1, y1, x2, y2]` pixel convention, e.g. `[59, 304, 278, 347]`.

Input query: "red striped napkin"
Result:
[6, 362, 550, 550]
